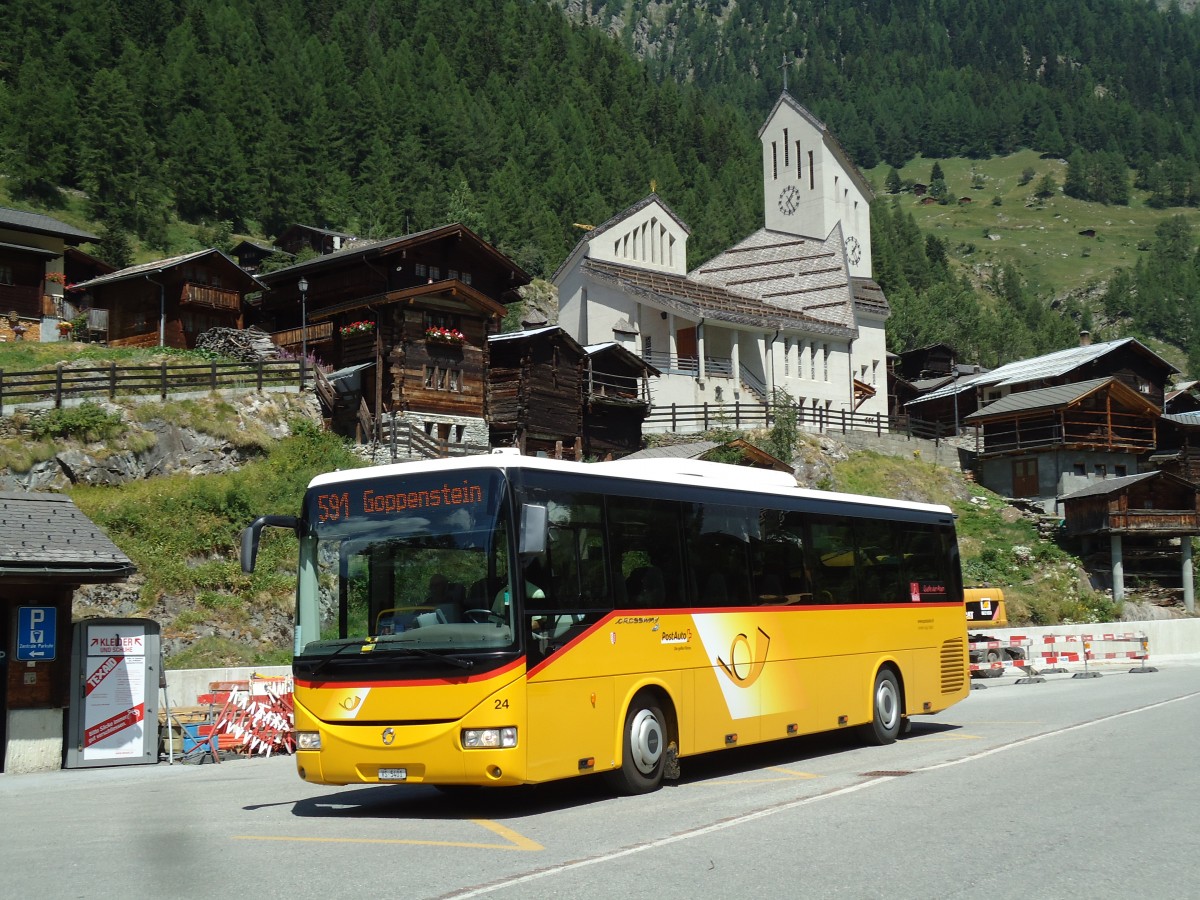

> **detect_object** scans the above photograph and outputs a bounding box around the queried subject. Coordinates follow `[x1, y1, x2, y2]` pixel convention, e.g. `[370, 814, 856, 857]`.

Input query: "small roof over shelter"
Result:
[0, 492, 135, 583]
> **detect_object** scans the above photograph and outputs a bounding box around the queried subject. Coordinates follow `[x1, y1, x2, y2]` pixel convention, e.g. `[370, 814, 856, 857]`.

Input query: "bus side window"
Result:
[687, 503, 757, 606]
[535, 492, 610, 612]
[809, 518, 855, 604]
[608, 496, 685, 609]
[759, 509, 813, 604]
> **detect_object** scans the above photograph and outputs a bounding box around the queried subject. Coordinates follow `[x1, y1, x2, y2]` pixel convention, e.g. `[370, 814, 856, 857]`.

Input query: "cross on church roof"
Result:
[778, 52, 794, 92]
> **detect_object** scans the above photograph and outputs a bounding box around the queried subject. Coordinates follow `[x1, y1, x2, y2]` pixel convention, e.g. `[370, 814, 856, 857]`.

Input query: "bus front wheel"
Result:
[607, 699, 666, 795]
[860, 668, 902, 745]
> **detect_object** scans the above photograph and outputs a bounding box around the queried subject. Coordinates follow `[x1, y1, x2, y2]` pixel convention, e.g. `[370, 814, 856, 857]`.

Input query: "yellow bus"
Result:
[241, 452, 969, 794]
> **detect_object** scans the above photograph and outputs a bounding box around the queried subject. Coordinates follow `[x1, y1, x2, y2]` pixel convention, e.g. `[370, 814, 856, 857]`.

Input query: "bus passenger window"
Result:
[683, 503, 755, 606]
[609, 496, 684, 609]
[758, 509, 812, 604]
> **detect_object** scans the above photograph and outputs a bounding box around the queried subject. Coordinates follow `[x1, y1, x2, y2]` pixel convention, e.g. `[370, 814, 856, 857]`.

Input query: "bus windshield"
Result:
[296, 468, 516, 664]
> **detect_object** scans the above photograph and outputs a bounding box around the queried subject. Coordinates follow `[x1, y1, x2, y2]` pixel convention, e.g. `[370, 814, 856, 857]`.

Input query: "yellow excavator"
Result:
[964, 587, 1026, 677]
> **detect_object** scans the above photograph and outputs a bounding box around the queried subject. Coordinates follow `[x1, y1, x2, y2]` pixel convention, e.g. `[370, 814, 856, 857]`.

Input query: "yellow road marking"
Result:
[702, 766, 820, 784]
[234, 818, 543, 851]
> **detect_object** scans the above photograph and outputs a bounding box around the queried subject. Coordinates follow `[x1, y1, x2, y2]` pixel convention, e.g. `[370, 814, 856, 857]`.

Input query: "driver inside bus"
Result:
[494, 560, 545, 616]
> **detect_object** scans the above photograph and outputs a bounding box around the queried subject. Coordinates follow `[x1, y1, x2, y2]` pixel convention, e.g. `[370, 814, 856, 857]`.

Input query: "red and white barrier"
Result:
[979, 632, 1153, 678]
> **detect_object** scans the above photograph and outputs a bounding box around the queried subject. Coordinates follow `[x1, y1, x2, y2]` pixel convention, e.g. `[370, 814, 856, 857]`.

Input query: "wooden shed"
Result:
[488, 327, 585, 459]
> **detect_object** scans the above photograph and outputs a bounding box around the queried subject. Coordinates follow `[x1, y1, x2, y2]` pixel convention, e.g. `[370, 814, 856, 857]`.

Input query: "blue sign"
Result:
[17, 606, 57, 661]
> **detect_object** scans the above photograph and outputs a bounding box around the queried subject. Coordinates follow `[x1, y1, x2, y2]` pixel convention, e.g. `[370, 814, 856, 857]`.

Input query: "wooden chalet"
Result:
[1150, 411, 1200, 484]
[0, 207, 98, 340]
[256, 224, 528, 447]
[964, 377, 1159, 508]
[907, 335, 1176, 438]
[1060, 471, 1200, 608]
[231, 239, 287, 274]
[276, 224, 357, 257]
[69, 250, 262, 350]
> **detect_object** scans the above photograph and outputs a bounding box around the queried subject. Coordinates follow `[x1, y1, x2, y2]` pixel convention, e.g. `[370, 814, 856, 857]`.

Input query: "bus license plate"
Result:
[379, 768, 407, 781]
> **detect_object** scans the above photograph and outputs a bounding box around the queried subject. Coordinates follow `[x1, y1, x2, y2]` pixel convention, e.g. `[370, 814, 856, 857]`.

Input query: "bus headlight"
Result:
[462, 727, 517, 749]
[296, 731, 322, 750]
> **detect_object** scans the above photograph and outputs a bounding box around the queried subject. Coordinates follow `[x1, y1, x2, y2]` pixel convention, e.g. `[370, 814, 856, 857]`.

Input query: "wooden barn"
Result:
[69, 249, 262, 349]
[581, 342, 658, 458]
[1060, 471, 1200, 609]
[256, 224, 528, 449]
[488, 327, 586, 458]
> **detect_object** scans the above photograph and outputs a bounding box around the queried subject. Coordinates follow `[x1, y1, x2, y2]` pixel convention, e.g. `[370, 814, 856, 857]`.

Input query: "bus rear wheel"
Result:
[860, 668, 902, 745]
[607, 699, 666, 795]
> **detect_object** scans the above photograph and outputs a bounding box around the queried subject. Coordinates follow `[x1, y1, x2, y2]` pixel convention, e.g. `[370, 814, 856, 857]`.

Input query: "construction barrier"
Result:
[211, 677, 296, 757]
[972, 632, 1155, 682]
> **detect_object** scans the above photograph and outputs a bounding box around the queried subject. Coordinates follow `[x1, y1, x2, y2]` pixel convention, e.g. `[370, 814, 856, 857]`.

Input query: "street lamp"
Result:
[298, 276, 309, 385]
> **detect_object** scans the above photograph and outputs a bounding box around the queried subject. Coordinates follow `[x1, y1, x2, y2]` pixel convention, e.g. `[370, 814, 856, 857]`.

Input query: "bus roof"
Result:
[308, 452, 954, 517]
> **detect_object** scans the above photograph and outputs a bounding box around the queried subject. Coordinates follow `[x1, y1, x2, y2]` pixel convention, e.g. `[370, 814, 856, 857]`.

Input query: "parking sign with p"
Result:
[17, 606, 57, 661]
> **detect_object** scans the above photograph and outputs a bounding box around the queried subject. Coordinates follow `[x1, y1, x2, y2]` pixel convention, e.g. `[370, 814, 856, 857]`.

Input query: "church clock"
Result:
[845, 235, 862, 265]
[777, 185, 801, 215]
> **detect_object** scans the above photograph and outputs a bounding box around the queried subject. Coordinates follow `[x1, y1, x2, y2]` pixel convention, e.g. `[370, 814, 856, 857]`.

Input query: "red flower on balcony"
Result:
[424, 326, 465, 344]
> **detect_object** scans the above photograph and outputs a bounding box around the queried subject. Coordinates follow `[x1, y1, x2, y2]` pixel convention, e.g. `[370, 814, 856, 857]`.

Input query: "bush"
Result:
[29, 402, 124, 442]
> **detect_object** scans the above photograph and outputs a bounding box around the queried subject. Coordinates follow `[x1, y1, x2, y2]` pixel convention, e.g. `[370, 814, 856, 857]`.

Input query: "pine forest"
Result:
[3, 0, 1200, 371]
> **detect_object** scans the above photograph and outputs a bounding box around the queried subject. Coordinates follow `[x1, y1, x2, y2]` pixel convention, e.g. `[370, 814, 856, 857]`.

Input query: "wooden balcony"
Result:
[270, 320, 333, 349]
[181, 283, 242, 312]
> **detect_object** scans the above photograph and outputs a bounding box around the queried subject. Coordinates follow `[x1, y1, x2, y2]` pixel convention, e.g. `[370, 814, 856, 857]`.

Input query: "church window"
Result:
[772, 142, 778, 180]
[783, 129, 789, 167]
[808, 151, 815, 189]
[796, 141, 802, 179]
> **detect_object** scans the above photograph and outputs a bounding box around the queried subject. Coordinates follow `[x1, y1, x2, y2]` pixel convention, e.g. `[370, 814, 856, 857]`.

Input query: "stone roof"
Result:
[917, 338, 1176, 405]
[0, 492, 135, 582]
[964, 378, 1113, 420]
[71, 248, 264, 292]
[582, 258, 853, 338]
[690, 226, 856, 328]
[0, 206, 99, 243]
[1059, 471, 1164, 501]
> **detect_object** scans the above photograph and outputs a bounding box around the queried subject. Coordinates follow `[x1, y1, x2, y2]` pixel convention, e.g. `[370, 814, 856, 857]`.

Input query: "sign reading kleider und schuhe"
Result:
[65, 619, 160, 769]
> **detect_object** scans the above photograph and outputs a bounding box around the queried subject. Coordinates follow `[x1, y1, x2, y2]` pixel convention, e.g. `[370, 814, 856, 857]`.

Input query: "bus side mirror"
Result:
[519, 504, 547, 556]
[241, 515, 299, 573]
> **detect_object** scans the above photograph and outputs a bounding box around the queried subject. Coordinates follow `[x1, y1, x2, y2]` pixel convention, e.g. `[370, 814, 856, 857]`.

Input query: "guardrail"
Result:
[0, 359, 303, 415]
[644, 401, 950, 441]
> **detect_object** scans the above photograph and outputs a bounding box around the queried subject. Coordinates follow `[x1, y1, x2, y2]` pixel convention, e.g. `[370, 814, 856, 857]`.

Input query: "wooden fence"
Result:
[0, 359, 304, 415]
[643, 401, 951, 442]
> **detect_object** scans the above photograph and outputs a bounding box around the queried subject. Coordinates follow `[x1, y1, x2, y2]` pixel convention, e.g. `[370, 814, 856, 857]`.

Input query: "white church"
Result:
[552, 91, 890, 431]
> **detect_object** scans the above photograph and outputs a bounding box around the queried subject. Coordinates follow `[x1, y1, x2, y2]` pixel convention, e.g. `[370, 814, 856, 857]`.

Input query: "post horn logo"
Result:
[381, 727, 395, 746]
[716, 627, 770, 688]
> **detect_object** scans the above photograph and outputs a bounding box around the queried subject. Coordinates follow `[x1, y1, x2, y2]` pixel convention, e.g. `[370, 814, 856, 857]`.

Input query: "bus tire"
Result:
[607, 698, 667, 795]
[860, 668, 902, 745]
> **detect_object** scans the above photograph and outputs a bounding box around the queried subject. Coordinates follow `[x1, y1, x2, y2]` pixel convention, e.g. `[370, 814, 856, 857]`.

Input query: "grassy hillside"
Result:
[866, 151, 1182, 301]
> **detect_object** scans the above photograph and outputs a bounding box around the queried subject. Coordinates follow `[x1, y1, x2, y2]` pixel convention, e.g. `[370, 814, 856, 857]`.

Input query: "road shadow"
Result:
[285, 720, 963, 820]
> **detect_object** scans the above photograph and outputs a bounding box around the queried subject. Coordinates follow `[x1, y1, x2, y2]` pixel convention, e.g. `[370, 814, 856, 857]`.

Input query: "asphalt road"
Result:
[4, 662, 1197, 900]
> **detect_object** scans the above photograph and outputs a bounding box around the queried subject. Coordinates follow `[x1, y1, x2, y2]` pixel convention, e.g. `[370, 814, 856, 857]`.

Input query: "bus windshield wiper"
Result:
[371, 643, 475, 669]
[307, 639, 372, 677]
